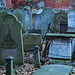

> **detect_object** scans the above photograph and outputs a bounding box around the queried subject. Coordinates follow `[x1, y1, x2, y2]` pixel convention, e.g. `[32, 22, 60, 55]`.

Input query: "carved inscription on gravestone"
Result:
[3, 29, 17, 49]
[49, 38, 71, 59]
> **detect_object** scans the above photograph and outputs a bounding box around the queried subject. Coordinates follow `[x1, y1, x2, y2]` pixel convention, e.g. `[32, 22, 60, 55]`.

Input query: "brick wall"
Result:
[45, 0, 71, 9]
[5, 0, 13, 8]
[5, 0, 75, 9]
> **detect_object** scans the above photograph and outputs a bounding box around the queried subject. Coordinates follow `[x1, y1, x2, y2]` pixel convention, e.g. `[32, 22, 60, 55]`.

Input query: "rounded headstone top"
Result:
[35, 45, 40, 49]
[0, 12, 23, 29]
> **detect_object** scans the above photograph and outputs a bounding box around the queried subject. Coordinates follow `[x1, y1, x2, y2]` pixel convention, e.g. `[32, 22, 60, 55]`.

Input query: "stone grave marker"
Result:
[23, 33, 41, 50]
[11, 7, 33, 33]
[68, 11, 75, 28]
[67, 10, 75, 62]
[49, 38, 72, 60]
[0, 12, 24, 65]
[46, 33, 75, 62]
[55, 11, 68, 33]
[33, 7, 55, 36]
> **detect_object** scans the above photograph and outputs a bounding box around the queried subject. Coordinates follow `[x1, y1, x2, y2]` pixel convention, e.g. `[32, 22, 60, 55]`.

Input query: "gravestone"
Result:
[46, 33, 75, 62]
[0, 12, 24, 65]
[23, 33, 41, 50]
[68, 10, 75, 61]
[55, 11, 68, 33]
[49, 38, 72, 60]
[66, 29, 75, 61]
[33, 7, 55, 36]
[11, 7, 33, 33]
[68, 10, 75, 28]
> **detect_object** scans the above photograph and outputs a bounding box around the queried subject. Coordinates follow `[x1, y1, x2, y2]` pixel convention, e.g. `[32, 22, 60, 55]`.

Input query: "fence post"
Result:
[5, 56, 14, 75]
[34, 45, 40, 68]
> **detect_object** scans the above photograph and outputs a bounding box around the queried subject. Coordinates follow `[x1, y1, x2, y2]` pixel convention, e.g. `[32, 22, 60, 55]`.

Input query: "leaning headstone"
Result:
[33, 65, 72, 75]
[0, 12, 24, 65]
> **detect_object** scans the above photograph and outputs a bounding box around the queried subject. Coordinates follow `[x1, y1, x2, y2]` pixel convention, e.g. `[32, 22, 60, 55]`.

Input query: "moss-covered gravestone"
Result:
[0, 12, 24, 65]
[23, 33, 41, 49]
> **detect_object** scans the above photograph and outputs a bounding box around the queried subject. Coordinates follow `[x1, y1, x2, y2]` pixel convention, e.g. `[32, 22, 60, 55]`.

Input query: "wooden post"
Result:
[5, 56, 14, 75]
[34, 46, 40, 68]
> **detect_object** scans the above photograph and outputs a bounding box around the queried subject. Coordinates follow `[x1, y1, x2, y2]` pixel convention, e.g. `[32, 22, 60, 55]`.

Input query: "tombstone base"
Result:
[49, 58, 71, 63]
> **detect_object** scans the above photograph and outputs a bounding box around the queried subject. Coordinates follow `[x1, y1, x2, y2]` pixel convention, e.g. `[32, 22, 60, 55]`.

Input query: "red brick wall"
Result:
[13, 0, 26, 9]
[5, 0, 75, 9]
[13, 0, 39, 8]
[45, 0, 71, 9]
[5, 0, 44, 8]
[5, 0, 13, 8]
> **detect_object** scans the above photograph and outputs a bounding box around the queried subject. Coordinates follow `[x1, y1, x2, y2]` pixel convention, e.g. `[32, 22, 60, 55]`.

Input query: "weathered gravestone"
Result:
[67, 10, 75, 61]
[46, 33, 75, 62]
[66, 29, 75, 61]
[68, 10, 75, 28]
[11, 7, 33, 33]
[49, 38, 72, 60]
[33, 7, 55, 36]
[55, 11, 68, 33]
[0, 12, 24, 65]
[23, 33, 41, 50]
